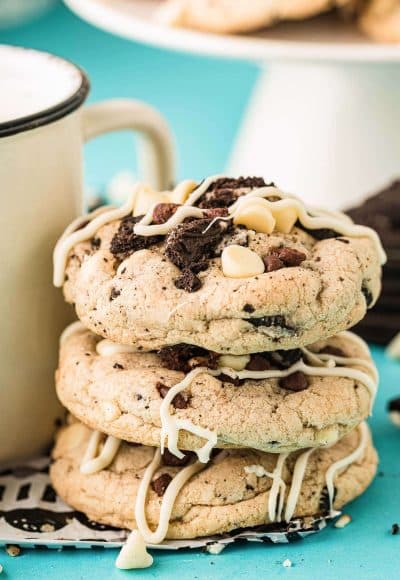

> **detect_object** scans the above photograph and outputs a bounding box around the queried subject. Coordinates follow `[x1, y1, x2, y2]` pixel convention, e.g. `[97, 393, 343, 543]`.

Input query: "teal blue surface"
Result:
[1, 4, 399, 579]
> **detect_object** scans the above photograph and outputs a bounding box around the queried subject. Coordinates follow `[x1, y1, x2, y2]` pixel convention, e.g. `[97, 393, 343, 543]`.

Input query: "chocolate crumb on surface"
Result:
[361, 283, 374, 307]
[91, 237, 101, 249]
[151, 473, 173, 497]
[109, 287, 121, 301]
[156, 381, 189, 409]
[162, 449, 195, 467]
[243, 303, 255, 313]
[279, 371, 309, 391]
[113, 363, 124, 370]
[391, 523, 399, 535]
[110, 214, 163, 260]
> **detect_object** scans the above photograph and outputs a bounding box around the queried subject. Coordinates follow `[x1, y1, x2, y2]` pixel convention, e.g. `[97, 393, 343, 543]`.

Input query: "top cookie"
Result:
[54, 176, 384, 354]
[157, 0, 357, 34]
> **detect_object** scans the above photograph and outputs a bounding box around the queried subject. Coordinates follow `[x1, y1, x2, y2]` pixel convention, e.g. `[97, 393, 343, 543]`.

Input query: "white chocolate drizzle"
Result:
[244, 422, 368, 524]
[91, 333, 377, 461]
[76, 421, 369, 570]
[53, 175, 386, 287]
[325, 421, 369, 516]
[59, 321, 86, 346]
[96, 339, 137, 357]
[80, 430, 121, 475]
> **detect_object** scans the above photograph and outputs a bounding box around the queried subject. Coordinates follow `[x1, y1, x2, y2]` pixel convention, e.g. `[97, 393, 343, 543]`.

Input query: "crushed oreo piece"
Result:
[279, 371, 309, 391]
[203, 207, 230, 219]
[219, 373, 244, 387]
[113, 363, 124, 370]
[243, 303, 255, 313]
[91, 237, 101, 250]
[269, 349, 303, 369]
[248, 315, 294, 332]
[361, 283, 374, 307]
[320, 345, 346, 358]
[175, 269, 202, 293]
[158, 344, 218, 373]
[196, 177, 269, 209]
[162, 449, 195, 467]
[152, 203, 180, 224]
[166, 217, 231, 291]
[156, 381, 189, 409]
[110, 214, 163, 260]
[151, 473, 172, 497]
[166, 218, 231, 271]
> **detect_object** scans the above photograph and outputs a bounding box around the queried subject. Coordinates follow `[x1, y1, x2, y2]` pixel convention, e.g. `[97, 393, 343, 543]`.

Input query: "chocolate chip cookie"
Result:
[54, 176, 384, 354]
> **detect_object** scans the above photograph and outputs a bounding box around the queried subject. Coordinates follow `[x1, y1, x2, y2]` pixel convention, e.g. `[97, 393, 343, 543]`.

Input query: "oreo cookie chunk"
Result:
[196, 177, 270, 209]
[347, 180, 400, 345]
[388, 397, 400, 428]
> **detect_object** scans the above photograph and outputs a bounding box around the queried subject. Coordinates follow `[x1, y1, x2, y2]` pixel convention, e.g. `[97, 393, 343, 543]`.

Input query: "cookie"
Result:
[157, 0, 357, 34]
[50, 420, 377, 540]
[347, 180, 400, 344]
[56, 324, 378, 456]
[358, 0, 400, 42]
[53, 176, 384, 354]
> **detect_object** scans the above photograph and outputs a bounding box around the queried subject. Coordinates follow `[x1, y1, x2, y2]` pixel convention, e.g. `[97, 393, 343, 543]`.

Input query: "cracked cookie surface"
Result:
[56, 328, 376, 453]
[59, 178, 382, 354]
[50, 421, 377, 538]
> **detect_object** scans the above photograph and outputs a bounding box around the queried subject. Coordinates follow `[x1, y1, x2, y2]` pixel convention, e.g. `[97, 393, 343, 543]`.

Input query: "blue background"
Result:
[1, 4, 399, 578]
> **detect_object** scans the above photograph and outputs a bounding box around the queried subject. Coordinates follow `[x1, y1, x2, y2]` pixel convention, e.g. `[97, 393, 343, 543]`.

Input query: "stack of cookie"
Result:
[347, 180, 400, 346]
[50, 176, 384, 569]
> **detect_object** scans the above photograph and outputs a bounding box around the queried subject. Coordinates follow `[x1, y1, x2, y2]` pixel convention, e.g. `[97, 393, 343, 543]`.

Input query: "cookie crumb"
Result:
[206, 543, 225, 555]
[5, 545, 21, 557]
[282, 559, 292, 568]
[334, 514, 352, 528]
[40, 523, 55, 533]
[391, 523, 399, 535]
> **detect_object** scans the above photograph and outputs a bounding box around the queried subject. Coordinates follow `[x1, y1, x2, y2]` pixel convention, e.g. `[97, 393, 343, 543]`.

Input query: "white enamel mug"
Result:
[0, 45, 175, 464]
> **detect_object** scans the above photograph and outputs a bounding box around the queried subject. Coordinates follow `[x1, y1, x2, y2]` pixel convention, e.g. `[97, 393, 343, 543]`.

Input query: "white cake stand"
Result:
[64, 0, 400, 209]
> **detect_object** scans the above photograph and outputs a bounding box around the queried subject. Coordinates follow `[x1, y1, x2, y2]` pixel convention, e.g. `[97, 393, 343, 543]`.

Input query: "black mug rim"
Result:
[0, 46, 90, 139]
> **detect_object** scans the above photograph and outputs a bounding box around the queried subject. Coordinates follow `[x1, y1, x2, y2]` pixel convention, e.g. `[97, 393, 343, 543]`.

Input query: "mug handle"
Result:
[82, 99, 176, 191]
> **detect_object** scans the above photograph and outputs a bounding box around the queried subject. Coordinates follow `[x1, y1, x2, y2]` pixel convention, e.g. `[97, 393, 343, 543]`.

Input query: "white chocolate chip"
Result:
[282, 559, 292, 568]
[233, 198, 276, 234]
[218, 354, 250, 371]
[315, 426, 339, 446]
[272, 205, 298, 234]
[221, 245, 265, 278]
[334, 514, 352, 528]
[206, 543, 225, 555]
[133, 186, 170, 217]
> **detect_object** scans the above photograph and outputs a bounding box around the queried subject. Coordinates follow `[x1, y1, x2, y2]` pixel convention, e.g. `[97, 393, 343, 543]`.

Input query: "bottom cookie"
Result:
[50, 420, 377, 567]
